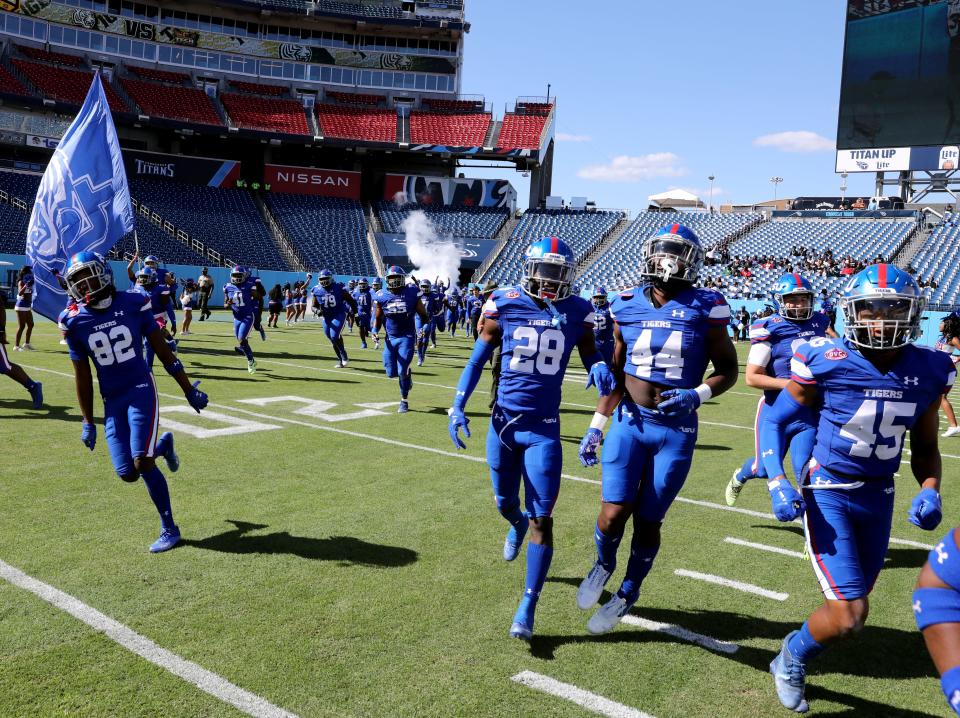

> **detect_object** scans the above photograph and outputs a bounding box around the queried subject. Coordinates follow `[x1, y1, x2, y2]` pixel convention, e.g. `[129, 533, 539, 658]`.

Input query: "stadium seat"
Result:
[12, 60, 129, 112]
[221, 93, 310, 135]
[0, 65, 29, 97]
[409, 111, 490, 147]
[316, 104, 396, 142]
[497, 113, 549, 149]
[228, 80, 288, 96]
[910, 214, 960, 306]
[325, 91, 387, 106]
[120, 77, 222, 126]
[128, 66, 191, 85]
[15, 44, 86, 67]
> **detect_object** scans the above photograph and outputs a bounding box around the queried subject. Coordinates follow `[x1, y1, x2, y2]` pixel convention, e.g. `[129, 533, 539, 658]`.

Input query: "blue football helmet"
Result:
[641, 224, 705, 286]
[136, 266, 158, 287]
[348, 278, 357, 289]
[372, 277, 383, 291]
[143, 255, 160, 269]
[592, 286, 608, 308]
[523, 236, 576, 301]
[419, 278, 432, 293]
[231, 266, 249, 286]
[358, 277, 369, 290]
[318, 269, 334, 288]
[771, 273, 814, 321]
[386, 265, 406, 292]
[840, 263, 925, 350]
[65, 251, 113, 304]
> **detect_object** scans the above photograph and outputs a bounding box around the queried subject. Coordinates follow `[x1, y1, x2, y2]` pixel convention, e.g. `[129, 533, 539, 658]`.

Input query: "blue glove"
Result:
[448, 407, 470, 449]
[585, 361, 615, 396]
[658, 388, 701, 416]
[768, 478, 806, 521]
[579, 428, 603, 467]
[908, 488, 943, 531]
[81, 421, 96, 451]
[186, 380, 208, 413]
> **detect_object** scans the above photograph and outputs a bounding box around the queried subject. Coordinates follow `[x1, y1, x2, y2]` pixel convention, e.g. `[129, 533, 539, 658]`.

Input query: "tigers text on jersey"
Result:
[593, 305, 614, 344]
[352, 287, 374, 317]
[376, 285, 421, 336]
[311, 282, 348, 316]
[750, 313, 831, 402]
[610, 285, 730, 388]
[792, 337, 956, 478]
[59, 291, 158, 399]
[223, 278, 260, 319]
[482, 286, 594, 417]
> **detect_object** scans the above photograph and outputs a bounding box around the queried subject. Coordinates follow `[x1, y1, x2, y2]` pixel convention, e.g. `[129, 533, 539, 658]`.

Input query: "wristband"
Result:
[164, 359, 184, 376]
[589, 412, 609, 431]
[694, 383, 713, 404]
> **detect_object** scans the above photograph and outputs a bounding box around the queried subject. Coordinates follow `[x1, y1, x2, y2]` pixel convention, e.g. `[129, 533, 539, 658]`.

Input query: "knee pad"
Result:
[119, 471, 140, 483]
[931, 530, 960, 591]
[914, 587, 960, 630]
[942, 666, 960, 716]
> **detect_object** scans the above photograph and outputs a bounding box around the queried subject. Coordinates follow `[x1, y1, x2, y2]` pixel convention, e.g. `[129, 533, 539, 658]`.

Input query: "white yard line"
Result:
[674, 569, 789, 601]
[0, 559, 298, 718]
[619, 615, 738, 654]
[511, 671, 654, 718]
[724, 537, 804, 559]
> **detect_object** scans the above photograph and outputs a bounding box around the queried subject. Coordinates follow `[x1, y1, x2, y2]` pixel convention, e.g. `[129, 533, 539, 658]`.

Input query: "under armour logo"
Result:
[913, 599, 922, 614]
[114, 310, 124, 317]
[762, 449, 774, 457]
[936, 542, 949, 564]
[813, 477, 830, 486]
[671, 309, 685, 318]
[904, 376, 919, 386]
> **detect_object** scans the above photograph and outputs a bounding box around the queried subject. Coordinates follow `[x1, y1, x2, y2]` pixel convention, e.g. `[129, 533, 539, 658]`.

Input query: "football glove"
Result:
[768, 477, 805, 522]
[908, 488, 942, 531]
[585, 361, 615, 396]
[186, 380, 208, 413]
[448, 407, 470, 449]
[658, 388, 700, 416]
[578, 428, 603, 467]
[81, 421, 96, 451]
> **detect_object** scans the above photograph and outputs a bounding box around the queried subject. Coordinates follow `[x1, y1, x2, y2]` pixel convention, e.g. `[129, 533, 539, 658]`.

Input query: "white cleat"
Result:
[943, 426, 960, 438]
[577, 562, 612, 610]
[23, 343, 33, 351]
[587, 594, 634, 635]
[725, 468, 746, 507]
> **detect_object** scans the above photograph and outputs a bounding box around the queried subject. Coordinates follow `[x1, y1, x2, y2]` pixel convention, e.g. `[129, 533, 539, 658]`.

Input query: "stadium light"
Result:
[840, 172, 848, 202]
[708, 175, 715, 213]
[770, 176, 784, 203]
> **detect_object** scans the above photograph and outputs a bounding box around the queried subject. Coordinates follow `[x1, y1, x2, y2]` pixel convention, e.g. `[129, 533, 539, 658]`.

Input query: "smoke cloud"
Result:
[398, 201, 461, 286]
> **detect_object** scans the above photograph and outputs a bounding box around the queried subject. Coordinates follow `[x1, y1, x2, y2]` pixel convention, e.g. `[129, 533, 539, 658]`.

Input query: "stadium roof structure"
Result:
[647, 188, 704, 209]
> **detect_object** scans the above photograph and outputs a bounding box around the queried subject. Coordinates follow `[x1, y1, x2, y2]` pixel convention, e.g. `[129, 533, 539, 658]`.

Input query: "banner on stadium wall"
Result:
[383, 174, 516, 209]
[835, 145, 960, 172]
[123, 149, 240, 187]
[772, 210, 918, 218]
[375, 232, 497, 269]
[11, 4, 456, 73]
[26, 134, 58, 149]
[264, 165, 361, 199]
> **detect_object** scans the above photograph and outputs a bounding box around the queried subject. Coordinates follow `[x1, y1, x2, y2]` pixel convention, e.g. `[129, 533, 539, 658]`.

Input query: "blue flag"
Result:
[26, 72, 133, 321]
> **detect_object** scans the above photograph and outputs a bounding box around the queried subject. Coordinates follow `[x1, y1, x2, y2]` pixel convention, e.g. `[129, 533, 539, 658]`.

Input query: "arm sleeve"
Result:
[452, 339, 495, 411]
[139, 296, 160, 336]
[759, 389, 815, 480]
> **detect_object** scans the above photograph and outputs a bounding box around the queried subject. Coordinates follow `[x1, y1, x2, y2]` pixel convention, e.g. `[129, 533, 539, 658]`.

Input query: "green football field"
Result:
[1, 314, 956, 717]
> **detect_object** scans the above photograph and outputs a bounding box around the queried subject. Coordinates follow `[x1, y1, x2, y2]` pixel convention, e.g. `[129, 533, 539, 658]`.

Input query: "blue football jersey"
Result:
[465, 295, 483, 316]
[593, 305, 614, 344]
[311, 282, 347, 316]
[750, 313, 831, 402]
[376, 285, 421, 336]
[59, 291, 158, 399]
[792, 337, 956, 478]
[353, 288, 373, 317]
[483, 286, 594, 416]
[223, 278, 260, 318]
[133, 280, 170, 319]
[419, 290, 441, 316]
[610, 285, 730, 388]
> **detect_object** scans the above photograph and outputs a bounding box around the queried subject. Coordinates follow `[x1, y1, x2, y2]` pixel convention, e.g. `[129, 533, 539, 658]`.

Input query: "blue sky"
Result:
[459, 0, 879, 213]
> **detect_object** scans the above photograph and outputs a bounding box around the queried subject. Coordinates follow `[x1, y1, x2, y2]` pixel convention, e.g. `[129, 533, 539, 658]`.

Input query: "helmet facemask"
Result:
[840, 294, 925, 350]
[387, 273, 405, 292]
[67, 259, 114, 306]
[776, 290, 814, 321]
[640, 236, 704, 289]
[522, 254, 575, 301]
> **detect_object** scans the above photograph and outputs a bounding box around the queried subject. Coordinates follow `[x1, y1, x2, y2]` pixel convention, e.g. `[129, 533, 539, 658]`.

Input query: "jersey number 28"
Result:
[510, 327, 565, 375]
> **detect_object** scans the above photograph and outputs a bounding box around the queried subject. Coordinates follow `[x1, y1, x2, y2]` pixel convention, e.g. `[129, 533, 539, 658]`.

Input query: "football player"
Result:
[128, 254, 177, 335]
[133, 266, 173, 369]
[465, 284, 484, 341]
[352, 277, 375, 349]
[415, 278, 438, 366]
[937, 314, 960, 438]
[591, 285, 614, 365]
[759, 264, 954, 713]
[312, 269, 357, 367]
[575, 225, 739, 634]
[0, 282, 42, 408]
[914, 526, 960, 717]
[345, 278, 357, 333]
[223, 266, 265, 374]
[374, 266, 430, 413]
[725, 273, 833, 506]
[371, 278, 384, 348]
[445, 288, 460, 338]
[447, 237, 615, 640]
[61, 252, 207, 552]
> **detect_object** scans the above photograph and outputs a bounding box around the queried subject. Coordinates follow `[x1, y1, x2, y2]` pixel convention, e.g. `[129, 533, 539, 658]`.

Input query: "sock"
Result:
[337, 339, 348, 362]
[618, 537, 660, 603]
[595, 522, 624, 572]
[941, 666, 960, 715]
[141, 467, 176, 531]
[241, 343, 254, 360]
[399, 374, 411, 398]
[524, 541, 554, 601]
[738, 456, 758, 482]
[498, 503, 526, 528]
[155, 433, 170, 458]
[787, 621, 826, 664]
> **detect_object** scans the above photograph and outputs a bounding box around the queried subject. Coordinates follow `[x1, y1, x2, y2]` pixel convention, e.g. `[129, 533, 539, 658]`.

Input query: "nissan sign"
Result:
[264, 165, 361, 199]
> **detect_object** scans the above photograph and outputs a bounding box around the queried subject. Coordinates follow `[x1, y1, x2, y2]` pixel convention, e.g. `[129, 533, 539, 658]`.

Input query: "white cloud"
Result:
[556, 132, 592, 142]
[753, 131, 834, 153]
[578, 153, 687, 182]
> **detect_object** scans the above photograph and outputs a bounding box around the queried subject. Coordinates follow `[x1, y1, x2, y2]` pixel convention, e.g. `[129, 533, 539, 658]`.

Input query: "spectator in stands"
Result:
[852, 197, 866, 209]
[197, 268, 213, 321]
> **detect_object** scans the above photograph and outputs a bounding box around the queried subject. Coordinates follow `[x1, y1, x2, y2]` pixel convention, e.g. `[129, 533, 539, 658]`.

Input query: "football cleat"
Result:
[13, 345, 22, 352]
[726, 468, 747, 506]
[577, 561, 612, 610]
[28, 381, 43, 410]
[156, 432, 179, 473]
[509, 595, 536, 641]
[361, 341, 368, 349]
[59, 338, 68, 345]
[23, 343, 33, 351]
[503, 514, 529, 562]
[398, 400, 409, 414]
[149, 526, 181, 553]
[943, 426, 960, 438]
[234, 346, 244, 355]
[247, 359, 257, 374]
[770, 631, 809, 713]
[417, 358, 424, 367]
[259, 327, 267, 341]
[587, 593, 635, 635]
